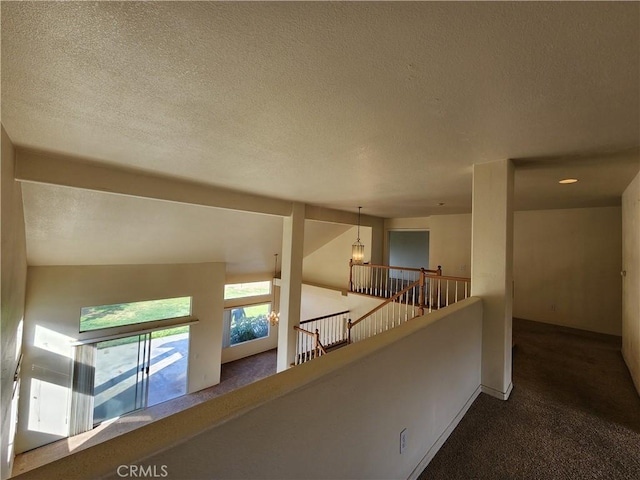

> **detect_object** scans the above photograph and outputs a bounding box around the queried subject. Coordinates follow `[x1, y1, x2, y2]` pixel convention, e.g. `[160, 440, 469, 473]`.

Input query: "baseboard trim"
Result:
[621, 349, 640, 397]
[481, 382, 513, 400]
[407, 384, 481, 480]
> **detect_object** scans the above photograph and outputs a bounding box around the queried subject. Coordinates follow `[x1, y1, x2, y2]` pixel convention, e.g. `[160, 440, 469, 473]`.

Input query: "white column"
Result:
[277, 202, 305, 372]
[471, 159, 514, 399]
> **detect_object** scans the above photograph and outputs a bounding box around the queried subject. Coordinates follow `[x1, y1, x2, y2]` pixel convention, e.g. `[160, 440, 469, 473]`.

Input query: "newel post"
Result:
[418, 268, 425, 315]
[347, 319, 352, 344]
[314, 329, 321, 357]
[436, 266, 443, 309]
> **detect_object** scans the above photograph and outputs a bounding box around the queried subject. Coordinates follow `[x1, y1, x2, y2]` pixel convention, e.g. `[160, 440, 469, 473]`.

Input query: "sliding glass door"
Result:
[90, 326, 189, 426]
[147, 326, 189, 407]
[93, 333, 150, 425]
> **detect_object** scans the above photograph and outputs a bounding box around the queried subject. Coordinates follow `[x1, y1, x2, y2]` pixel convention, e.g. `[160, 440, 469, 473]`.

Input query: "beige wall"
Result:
[622, 172, 640, 394]
[302, 226, 372, 290]
[16, 262, 224, 453]
[514, 207, 622, 335]
[13, 298, 483, 480]
[415, 208, 622, 335]
[305, 208, 385, 266]
[430, 214, 472, 276]
[384, 217, 431, 231]
[1, 126, 28, 479]
[300, 284, 349, 320]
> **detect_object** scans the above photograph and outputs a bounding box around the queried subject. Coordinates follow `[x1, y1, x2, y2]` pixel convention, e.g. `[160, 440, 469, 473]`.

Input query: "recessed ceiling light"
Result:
[558, 178, 578, 184]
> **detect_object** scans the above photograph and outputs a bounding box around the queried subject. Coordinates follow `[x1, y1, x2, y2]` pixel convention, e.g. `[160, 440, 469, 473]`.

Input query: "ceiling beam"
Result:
[15, 147, 389, 228]
[305, 205, 383, 228]
[15, 148, 293, 217]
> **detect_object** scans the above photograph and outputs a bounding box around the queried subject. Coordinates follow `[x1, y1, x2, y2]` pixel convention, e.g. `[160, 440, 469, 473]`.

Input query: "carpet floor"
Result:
[420, 318, 640, 480]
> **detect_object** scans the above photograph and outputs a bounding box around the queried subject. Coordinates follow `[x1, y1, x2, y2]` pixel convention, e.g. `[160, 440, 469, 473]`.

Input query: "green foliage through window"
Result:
[224, 281, 271, 300]
[228, 303, 270, 346]
[80, 297, 192, 332]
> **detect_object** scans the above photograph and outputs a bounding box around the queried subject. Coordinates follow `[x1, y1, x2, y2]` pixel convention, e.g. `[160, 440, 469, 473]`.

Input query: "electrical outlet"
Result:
[551, 304, 557, 312]
[400, 428, 407, 454]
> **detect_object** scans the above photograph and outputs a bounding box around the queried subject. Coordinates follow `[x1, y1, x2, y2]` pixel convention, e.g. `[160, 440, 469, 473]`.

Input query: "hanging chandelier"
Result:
[352, 206, 365, 264]
[268, 253, 280, 326]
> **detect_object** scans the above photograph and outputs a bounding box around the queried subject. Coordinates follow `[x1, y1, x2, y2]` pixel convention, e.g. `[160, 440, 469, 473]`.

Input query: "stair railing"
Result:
[299, 310, 349, 349]
[293, 310, 349, 366]
[347, 279, 421, 344]
[293, 266, 472, 362]
[293, 326, 328, 365]
[349, 260, 441, 298]
[346, 266, 472, 344]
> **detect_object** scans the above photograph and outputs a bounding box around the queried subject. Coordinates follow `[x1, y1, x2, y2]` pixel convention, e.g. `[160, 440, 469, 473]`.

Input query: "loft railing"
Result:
[349, 261, 441, 298]
[293, 265, 472, 364]
[346, 262, 471, 345]
[428, 274, 471, 309]
[293, 310, 349, 365]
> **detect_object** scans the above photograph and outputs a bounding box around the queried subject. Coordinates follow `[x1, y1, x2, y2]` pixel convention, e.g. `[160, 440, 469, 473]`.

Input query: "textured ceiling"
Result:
[3, 1, 639, 220]
[3, 2, 640, 270]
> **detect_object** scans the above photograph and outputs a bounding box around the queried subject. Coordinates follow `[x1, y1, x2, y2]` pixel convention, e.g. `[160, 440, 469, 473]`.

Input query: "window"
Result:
[222, 303, 270, 347]
[80, 296, 192, 332]
[224, 281, 271, 300]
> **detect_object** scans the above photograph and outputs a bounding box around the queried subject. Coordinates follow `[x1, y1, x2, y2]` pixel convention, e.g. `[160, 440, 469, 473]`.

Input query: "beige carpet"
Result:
[420, 319, 640, 479]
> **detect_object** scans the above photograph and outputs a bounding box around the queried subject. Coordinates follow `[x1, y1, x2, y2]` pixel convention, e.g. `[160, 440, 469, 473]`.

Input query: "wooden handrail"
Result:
[293, 325, 316, 337]
[351, 261, 440, 274]
[294, 326, 328, 361]
[350, 279, 420, 329]
[344, 262, 472, 347]
[425, 274, 471, 282]
[300, 310, 350, 325]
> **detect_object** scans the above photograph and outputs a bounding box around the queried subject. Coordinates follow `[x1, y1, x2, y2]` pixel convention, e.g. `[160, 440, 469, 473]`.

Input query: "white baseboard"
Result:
[407, 384, 482, 480]
[481, 382, 513, 400]
[621, 349, 640, 397]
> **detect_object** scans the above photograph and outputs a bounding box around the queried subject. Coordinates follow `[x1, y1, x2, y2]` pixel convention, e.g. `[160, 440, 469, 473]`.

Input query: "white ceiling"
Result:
[21, 182, 352, 272]
[2, 2, 639, 269]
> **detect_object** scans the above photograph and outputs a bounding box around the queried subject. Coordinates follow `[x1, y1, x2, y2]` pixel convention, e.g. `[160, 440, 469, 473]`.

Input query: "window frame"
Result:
[222, 300, 272, 348]
[222, 280, 275, 349]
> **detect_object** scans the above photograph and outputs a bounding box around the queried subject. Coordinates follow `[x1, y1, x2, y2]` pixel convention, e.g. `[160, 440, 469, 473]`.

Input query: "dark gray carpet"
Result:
[420, 318, 640, 480]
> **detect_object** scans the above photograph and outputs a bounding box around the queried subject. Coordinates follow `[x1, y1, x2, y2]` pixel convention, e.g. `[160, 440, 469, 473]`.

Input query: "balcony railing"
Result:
[292, 263, 471, 366]
[349, 261, 441, 299]
[347, 261, 471, 344]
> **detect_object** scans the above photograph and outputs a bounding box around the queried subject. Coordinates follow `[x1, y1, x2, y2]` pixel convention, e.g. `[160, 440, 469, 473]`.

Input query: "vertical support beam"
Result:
[471, 159, 514, 400]
[277, 202, 305, 372]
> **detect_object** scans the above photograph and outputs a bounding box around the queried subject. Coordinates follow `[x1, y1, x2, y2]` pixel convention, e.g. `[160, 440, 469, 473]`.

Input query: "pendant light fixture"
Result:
[268, 253, 280, 326]
[352, 206, 365, 264]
